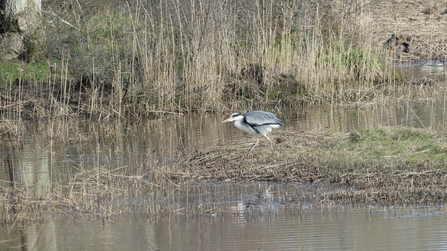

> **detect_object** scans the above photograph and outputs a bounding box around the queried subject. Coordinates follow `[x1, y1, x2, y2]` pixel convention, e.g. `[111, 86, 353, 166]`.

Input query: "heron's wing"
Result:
[245, 111, 284, 126]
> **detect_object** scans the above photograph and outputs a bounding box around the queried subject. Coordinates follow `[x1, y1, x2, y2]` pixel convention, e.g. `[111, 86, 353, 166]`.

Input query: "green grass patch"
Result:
[325, 127, 447, 164]
[0, 61, 50, 86]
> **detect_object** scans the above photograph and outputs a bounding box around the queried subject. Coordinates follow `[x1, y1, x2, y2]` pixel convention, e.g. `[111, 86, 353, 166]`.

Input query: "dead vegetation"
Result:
[371, 0, 447, 61]
[175, 129, 447, 205]
[2, 0, 446, 120]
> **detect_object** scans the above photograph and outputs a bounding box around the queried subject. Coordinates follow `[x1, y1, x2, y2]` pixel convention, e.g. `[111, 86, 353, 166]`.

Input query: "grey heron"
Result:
[222, 110, 284, 154]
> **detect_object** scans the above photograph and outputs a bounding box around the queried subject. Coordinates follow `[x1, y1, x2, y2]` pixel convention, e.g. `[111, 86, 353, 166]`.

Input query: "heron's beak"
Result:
[222, 117, 233, 123]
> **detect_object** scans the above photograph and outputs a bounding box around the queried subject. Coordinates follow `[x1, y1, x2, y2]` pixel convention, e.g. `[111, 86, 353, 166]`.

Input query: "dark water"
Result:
[1, 103, 447, 250]
[397, 62, 446, 82]
[2, 183, 446, 250]
[2, 182, 446, 250]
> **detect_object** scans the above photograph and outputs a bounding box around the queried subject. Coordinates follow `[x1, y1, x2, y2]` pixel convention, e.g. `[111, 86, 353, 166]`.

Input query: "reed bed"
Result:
[0, 119, 190, 225]
[1, 0, 446, 120]
[0, 152, 185, 225]
[1, 112, 447, 227]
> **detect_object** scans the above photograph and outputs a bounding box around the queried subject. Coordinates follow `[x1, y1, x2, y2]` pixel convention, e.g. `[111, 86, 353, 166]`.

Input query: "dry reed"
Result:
[2, 0, 444, 120]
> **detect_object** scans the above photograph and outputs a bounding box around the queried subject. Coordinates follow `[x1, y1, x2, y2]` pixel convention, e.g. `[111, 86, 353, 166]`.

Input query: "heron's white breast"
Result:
[234, 121, 257, 135]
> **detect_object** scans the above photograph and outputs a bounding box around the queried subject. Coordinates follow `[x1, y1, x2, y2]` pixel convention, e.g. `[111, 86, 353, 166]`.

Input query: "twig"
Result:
[42, 10, 80, 30]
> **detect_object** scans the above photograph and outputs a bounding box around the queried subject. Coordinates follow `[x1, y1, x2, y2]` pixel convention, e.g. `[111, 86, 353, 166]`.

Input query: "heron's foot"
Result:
[246, 147, 261, 157]
[270, 145, 276, 154]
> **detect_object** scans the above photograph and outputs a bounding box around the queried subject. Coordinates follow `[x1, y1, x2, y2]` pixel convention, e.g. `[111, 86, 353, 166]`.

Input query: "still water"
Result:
[7, 184, 447, 251]
[1, 103, 447, 250]
[2, 182, 447, 250]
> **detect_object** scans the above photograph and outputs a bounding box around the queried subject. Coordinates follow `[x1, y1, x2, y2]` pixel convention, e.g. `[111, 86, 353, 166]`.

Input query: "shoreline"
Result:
[175, 128, 447, 205]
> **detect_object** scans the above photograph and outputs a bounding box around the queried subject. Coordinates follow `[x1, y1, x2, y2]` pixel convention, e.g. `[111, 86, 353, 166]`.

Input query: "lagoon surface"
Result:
[1, 103, 447, 250]
[5, 194, 447, 251]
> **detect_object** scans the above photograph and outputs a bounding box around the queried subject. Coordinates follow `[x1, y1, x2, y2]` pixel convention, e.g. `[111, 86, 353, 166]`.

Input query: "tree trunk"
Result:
[0, 0, 42, 61]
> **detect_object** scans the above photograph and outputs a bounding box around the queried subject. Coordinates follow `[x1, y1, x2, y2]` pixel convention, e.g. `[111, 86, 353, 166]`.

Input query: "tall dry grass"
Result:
[0, 0, 416, 119]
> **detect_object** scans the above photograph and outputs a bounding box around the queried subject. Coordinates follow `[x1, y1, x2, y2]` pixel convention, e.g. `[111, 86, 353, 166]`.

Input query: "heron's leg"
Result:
[263, 135, 275, 153]
[247, 137, 260, 155]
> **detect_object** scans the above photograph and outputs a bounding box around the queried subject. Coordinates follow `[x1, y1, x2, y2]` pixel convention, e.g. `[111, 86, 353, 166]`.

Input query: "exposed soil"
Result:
[175, 130, 447, 205]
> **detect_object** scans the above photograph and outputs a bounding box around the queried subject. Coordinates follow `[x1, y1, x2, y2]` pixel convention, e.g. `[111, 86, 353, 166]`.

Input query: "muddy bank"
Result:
[175, 128, 447, 205]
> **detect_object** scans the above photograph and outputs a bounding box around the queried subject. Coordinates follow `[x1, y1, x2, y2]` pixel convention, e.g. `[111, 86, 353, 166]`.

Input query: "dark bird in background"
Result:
[222, 111, 284, 154]
[399, 41, 410, 53]
[384, 34, 410, 53]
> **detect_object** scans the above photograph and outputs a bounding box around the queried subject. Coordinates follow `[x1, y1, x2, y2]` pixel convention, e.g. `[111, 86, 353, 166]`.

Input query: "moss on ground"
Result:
[0, 60, 50, 87]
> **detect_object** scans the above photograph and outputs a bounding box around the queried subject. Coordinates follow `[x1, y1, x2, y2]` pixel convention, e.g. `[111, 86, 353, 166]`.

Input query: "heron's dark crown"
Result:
[231, 113, 241, 118]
